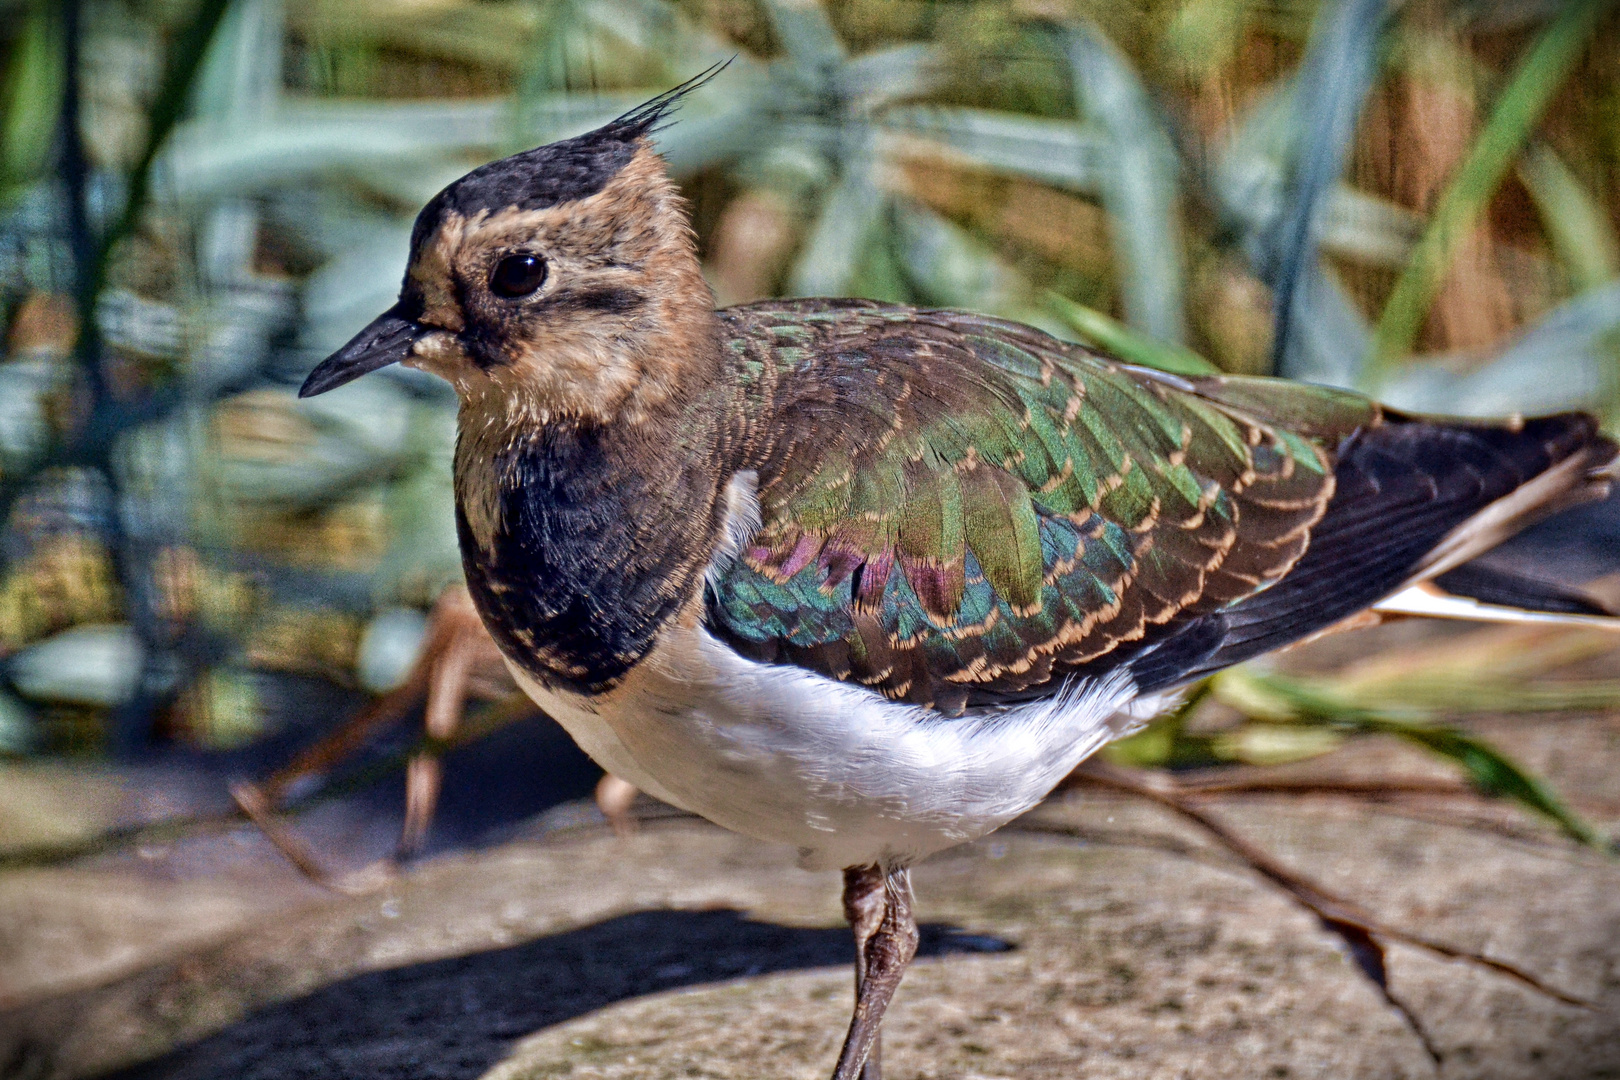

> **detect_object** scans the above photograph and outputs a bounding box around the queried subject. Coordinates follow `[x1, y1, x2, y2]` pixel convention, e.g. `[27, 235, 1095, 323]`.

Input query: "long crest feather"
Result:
[604, 59, 733, 141]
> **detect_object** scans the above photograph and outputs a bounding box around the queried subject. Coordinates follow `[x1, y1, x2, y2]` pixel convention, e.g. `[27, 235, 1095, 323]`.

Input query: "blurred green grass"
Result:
[0, 0, 1616, 848]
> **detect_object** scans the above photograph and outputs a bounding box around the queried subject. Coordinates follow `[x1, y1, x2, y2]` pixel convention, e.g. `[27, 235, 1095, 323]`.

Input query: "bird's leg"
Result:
[595, 773, 640, 836]
[842, 865, 887, 1080]
[833, 865, 917, 1080]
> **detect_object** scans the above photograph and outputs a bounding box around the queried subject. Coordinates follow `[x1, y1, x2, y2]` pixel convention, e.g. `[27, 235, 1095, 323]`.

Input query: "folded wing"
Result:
[709, 301, 1577, 713]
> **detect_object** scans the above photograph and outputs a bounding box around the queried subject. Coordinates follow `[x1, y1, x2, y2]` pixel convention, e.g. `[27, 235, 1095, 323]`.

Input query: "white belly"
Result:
[506, 621, 1142, 869]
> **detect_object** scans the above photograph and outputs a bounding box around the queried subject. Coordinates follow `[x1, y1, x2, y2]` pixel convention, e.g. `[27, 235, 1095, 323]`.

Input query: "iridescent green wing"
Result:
[708, 300, 1381, 713]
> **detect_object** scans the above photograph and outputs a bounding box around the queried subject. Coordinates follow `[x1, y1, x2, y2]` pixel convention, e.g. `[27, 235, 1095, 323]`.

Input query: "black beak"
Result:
[299, 305, 422, 398]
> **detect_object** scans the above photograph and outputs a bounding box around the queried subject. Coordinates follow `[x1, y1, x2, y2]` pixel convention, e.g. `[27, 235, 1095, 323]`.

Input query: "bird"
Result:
[298, 70, 1618, 1080]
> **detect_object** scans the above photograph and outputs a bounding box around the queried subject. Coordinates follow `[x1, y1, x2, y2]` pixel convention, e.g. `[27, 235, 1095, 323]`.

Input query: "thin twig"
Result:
[0, 690, 543, 873]
[1170, 776, 1471, 798]
[229, 780, 336, 886]
[1068, 762, 1594, 1010]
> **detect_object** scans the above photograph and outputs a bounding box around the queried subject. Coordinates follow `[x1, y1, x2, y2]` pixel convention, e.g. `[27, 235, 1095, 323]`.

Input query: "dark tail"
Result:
[1430, 562, 1616, 617]
[1136, 412, 1617, 691]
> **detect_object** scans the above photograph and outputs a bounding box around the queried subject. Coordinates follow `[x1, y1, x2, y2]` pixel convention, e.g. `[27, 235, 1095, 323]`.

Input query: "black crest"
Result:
[407, 62, 729, 254]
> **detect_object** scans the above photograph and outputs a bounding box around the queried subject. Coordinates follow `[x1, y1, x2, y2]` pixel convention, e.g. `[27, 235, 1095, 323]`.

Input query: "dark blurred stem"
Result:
[0, 0, 232, 521]
[52, 0, 233, 755]
[58, 0, 142, 753]
[91, 0, 233, 313]
[59, 0, 106, 406]
[69, 0, 231, 466]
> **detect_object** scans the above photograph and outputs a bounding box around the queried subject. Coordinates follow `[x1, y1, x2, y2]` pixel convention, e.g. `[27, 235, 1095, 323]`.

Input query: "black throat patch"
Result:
[457, 424, 720, 696]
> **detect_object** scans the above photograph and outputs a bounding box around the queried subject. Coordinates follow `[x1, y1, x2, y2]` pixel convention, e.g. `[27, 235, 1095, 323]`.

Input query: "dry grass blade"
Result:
[228, 779, 338, 887]
[1170, 775, 1472, 798]
[1331, 622, 1618, 690]
[1366, 0, 1611, 382]
[0, 687, 545, 874]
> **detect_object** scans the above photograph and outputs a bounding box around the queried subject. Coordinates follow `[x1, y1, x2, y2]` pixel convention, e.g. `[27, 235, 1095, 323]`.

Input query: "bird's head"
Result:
[299, 69, 722, 426]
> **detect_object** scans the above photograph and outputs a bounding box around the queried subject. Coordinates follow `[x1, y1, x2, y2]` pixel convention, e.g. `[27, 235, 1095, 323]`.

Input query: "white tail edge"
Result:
[1373, 581, 1620, 632]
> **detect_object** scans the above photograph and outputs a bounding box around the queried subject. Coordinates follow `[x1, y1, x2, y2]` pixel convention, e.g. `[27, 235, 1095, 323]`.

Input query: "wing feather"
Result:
[706, 300, 1614, 713]
[710, 301, 1355, 710]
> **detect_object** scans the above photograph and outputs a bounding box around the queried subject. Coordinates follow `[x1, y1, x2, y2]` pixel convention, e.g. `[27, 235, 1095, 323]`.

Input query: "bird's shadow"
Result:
[110, 909, 1011, 1080]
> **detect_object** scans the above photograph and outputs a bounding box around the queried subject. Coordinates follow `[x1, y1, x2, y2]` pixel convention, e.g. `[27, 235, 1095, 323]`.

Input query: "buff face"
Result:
[400, 145, 713, 427]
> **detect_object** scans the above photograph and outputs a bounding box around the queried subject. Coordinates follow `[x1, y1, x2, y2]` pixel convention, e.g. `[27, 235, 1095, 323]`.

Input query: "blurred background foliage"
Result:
[0, 0, 1618, 848]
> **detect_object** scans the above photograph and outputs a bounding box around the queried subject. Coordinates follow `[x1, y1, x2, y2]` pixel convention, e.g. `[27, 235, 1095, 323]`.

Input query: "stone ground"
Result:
[1, 620, 1619, 1080]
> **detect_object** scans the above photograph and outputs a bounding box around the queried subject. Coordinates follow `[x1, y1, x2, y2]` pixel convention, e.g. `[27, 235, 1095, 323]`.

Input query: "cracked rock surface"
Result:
[3, 723, 1618, 1080]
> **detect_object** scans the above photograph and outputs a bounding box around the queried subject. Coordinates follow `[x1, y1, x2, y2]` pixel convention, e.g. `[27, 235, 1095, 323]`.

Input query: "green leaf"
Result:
[296, 0, 550, 74]
[1045, 291, 1219, 376]
[786, 168, 885, 297]
[1162, 0, 1253, 78]
[1065, 21, 1186, 345]
[1366, 0, 1611, 385]
[0, 0, 64, 196]
[1517, 143, 1620, 295]
[840, 43, 945, 107]
[163, 96, 629, 200]
[1318, 187, 1424, 268]
[1104, 682, 1229, 768]
[1262, 0, 1390, 374]
[1383, 722, 1604, 850]
[192, 0, 284, 122]
[845, 210, 909, 304]
[1213, 725, 1346, 766]
[1378, 281, 1620, 417]
[1212, 84, 1376, 386]
[760, 0, 847, 69]
[1352, 678, 1620, 716]
[648, 88, 772, 176]
[893, 203, 1065, 334]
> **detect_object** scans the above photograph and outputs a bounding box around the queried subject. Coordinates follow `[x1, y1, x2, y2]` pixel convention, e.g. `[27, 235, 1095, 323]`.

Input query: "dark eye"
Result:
[489, 253, 547, 299]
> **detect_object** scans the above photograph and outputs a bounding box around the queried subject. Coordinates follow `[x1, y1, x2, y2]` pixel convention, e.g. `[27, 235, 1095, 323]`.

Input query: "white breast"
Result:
[506, 623, 1141, 870]
[500, 470, 1148, 869]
